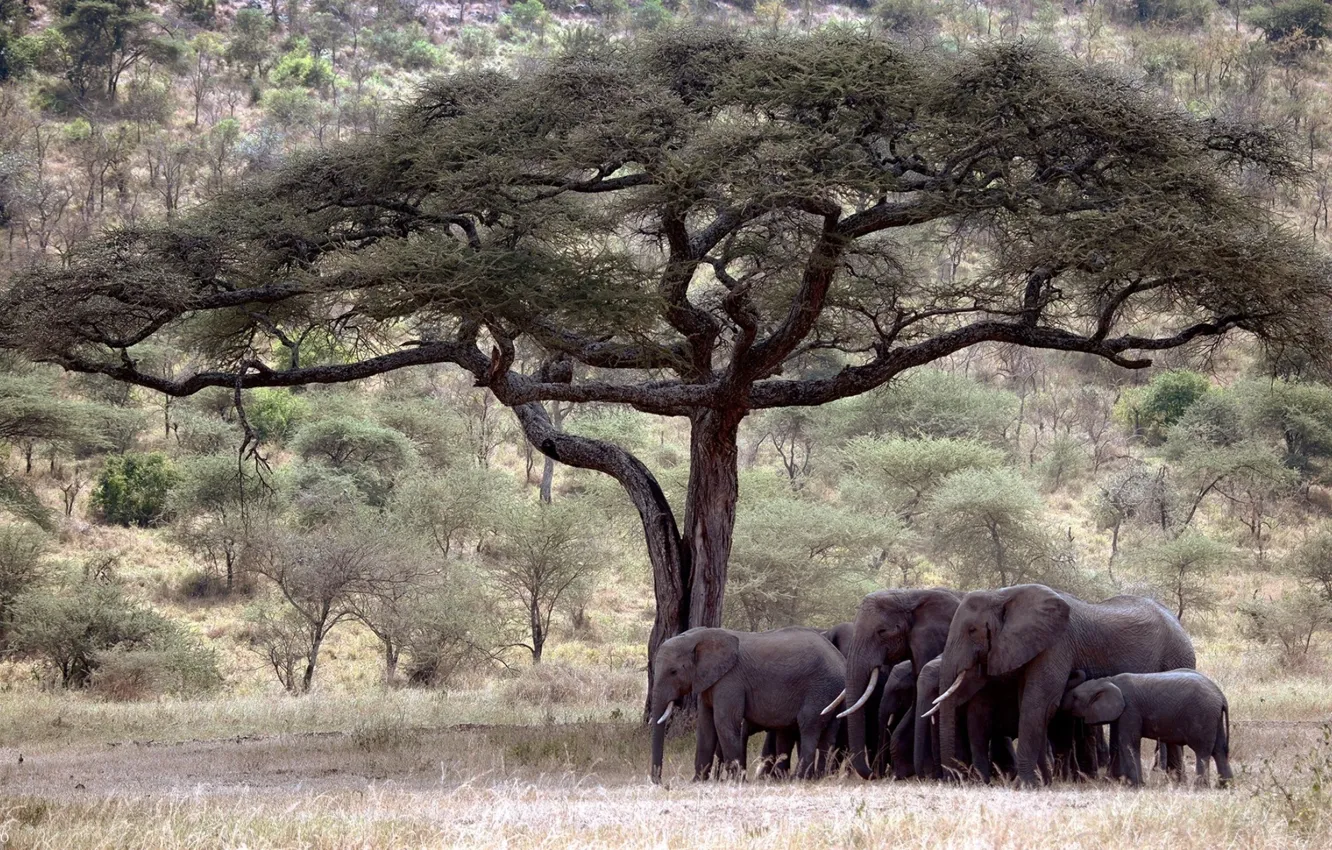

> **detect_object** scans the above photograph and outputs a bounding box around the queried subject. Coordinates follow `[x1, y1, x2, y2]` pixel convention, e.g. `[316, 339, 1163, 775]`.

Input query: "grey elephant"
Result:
[830, 588, 960, 779]
[932, 584, 1195, 786]
[877, 660, 916, 779]
[650, 626, 845, 783]
[1062, 669, 1233, 787]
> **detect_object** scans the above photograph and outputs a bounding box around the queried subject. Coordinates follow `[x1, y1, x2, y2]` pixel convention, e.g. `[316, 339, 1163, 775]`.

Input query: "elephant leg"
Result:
[991, 737, 1017, 780]
[1014, 685, 1058, 787]
[1215, 744, 1233, 789]
[795, 724, 823, 780]
[708, 695, 745, 780]
[890, 711, 915, 779]
[1119, 723, 1144, 787]
[695, 706, 718, 781]
[914, 713, 938, 779]
[1106, 724, 1122, 780]
[967, 705, 992, 783]
[1167, 743, 1184, 783]
[1072, 719, 1098, 781]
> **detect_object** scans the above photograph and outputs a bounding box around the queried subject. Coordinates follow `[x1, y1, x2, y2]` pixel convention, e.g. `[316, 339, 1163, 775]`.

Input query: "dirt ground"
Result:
[0, 721, 1325, 849]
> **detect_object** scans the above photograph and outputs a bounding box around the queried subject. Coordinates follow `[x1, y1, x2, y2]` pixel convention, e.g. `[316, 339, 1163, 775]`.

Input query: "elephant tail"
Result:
[1219, 701, 1230, 757]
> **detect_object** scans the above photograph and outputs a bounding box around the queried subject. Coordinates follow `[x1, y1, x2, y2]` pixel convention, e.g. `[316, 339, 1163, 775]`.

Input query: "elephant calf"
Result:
[650, 627, 845, 783]
[1061, 669, 1232, 788]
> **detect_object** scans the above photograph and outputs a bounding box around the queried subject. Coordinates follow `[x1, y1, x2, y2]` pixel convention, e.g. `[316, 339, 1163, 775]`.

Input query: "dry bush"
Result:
[498, 662, 642, 707]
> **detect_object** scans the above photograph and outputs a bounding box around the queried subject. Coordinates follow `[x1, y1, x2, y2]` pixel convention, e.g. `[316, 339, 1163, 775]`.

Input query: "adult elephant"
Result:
[930, 585, 1195, 786]
[827, 588, 960, 779]
[650, 627, 845, 783]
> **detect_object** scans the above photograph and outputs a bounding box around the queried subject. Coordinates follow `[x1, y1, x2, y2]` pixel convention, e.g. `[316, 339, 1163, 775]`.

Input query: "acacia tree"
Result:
[3, 33, 1330, 705]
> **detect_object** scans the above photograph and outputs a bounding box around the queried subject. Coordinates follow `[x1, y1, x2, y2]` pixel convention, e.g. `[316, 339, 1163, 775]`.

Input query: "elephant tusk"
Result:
[820, 689, 848, 716]
[836, 667, 880, 719]
[921, 702, 941, 719]
[932, 672, 967, 707]
[656, 703, 675, 725]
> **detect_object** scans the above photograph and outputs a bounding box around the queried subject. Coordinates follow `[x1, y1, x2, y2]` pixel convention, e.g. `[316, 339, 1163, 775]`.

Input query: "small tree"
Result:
[243, 521, 385, 692]
[169, 455, 268, 593]
[1132, 531, 1234, 622]
[838, 436, 1004, 523]
[1288, 527, 1332, 603]
[1092, 463, 1173, 563]
[289, 417, 414, 506]
[839, 370, 1019, 443]
[1239, 590, 1332, 664]
[726, 492, 892, 631]
[925, 467, 1053, 588]
[487, 500, 597, 663]
[0, 524, 48, 649]
[1116, 369, 1212, 443]
[11, 575, 206, 688]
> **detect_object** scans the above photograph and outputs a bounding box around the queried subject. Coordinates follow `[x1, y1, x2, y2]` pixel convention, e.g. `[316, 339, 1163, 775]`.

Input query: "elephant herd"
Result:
[649, 584, 1234, 789]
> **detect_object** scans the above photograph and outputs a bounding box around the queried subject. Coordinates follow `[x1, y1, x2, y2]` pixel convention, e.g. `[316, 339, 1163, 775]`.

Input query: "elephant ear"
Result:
[692, 630, 741, 693]
[987, 585, 1071, 677]
[1083, 683, 1126, 724]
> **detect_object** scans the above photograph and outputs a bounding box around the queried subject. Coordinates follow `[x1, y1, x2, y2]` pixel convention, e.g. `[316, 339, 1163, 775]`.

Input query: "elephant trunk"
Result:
[650, 699, 670, 784]
[843, 659, 878, 779]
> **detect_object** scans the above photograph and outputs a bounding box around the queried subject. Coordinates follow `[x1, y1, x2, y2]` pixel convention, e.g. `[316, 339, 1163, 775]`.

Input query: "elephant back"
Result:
[1078, 594, 1196, 676]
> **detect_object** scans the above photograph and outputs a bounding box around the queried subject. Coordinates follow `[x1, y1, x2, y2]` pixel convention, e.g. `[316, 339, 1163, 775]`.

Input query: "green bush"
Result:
[1115, 370, 1211, 443]
[245, 387, 309, 445]
[261, 87, 317, 131]
[632, 0, 673, 31]
[1114, 0, 1212, 27]
[455, 25, 496, 62]
[1250, 0, 1332, 44]
[508, 0, 552, 33]
[873, 0, 941, 36]
[270, 40, 333, 89]
[91, 452, 177, 527]
[11, 578, 216, 689]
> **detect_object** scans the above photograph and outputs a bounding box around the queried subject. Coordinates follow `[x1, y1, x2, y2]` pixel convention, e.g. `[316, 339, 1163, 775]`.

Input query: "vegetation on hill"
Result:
[0, 0, 1329, 736]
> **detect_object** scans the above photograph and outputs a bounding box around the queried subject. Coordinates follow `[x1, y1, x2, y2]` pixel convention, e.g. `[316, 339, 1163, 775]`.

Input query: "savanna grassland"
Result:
[4, 0, 1332, 847]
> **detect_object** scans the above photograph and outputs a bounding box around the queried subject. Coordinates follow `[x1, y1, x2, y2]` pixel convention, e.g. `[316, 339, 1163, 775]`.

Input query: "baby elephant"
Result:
[1061, 669, 1232, 788]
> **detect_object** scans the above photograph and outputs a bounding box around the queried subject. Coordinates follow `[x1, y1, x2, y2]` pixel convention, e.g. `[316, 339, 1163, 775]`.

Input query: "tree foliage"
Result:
[4, 31, 1329, 687]
[90, 451, 177, 526]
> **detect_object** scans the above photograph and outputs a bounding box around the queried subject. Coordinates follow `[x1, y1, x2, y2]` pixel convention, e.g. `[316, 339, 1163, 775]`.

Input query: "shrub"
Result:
[0, 524, 48, 646]
[1239, 590, 1332, 665]
[11, 579, 215, 689]
[290, 417, 415, 506]
[632, 0, 673, 32]
[1113, 0, 1212, 27]
[498, 662, 642, 706]
[1250, 0, 1332, 45]
[874, 0, 942, 36]
[172, 408, 236, 455]
[1035, 434, 1089, 493]
[244, 388, 309, 445]
[89, 644, 221, 700]
[91, 452, 177, 527]
[1115, 370, 1211, 443]
[507, 0, 551, 35]
[270, 40, 333, 89]
[455, 25, 496, 63]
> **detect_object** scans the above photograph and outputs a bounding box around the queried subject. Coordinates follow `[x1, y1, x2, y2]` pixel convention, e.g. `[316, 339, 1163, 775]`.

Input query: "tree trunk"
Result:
[384, 641, 399, 684]
[683, 408, 743, 629]
[506, 401, 688, 718]
[530, 594, 544, 663]
[539, 402, 566, 504]
[302, 632, 324, 694]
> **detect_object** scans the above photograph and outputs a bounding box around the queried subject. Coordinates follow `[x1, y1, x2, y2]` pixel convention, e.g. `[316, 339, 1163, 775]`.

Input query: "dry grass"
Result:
[0, 720, 1326, 849]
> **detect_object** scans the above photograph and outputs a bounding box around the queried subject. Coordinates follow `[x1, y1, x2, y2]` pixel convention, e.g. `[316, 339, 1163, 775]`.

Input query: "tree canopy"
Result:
[2, 30, 1329, 700]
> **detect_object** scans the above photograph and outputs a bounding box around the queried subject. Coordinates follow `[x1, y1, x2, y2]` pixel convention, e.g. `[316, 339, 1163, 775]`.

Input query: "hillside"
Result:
[0, 2, 1331, 848]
